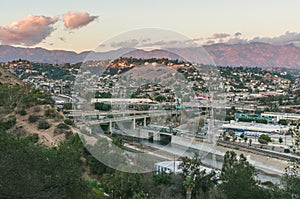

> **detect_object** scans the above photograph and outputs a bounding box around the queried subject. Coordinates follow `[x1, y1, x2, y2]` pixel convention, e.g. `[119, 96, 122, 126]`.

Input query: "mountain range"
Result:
[2, 42, 300, 68]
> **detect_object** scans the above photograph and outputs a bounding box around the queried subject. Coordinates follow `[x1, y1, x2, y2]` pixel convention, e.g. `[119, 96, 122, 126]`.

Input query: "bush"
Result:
[278, 119, 288, 125]
[38, 120, 51, 129]
[18, 109, 27, 115]
[284, 148, 290, 153]
[64, 119, 73, 125]
[258, 138, 268, 145]
[0, 115, 17, 130]
[94, 102, 111, 111]
[56, 123, 70, 130]
[64, 131, 73, 139]
[27, 134, 39, 143]
[63, 103, 72, 110]
[28, 115, 39, 123]
[33, 106, 41, 112]
[44, 109, 56, 117]
[258, 134, 272, 144]
[54, 123, 71, 136]
[225, 115, 235, 121]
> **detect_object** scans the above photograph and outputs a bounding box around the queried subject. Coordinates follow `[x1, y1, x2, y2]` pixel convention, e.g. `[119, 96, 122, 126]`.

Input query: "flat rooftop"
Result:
[223, 121, 290, 133]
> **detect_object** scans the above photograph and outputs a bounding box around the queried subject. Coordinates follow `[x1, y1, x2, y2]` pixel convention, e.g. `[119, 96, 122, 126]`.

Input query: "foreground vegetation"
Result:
[0, 126, 299, 198]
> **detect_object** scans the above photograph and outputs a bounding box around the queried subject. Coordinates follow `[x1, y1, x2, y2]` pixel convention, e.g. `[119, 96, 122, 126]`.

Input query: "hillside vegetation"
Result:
[0, 67, 72, 146]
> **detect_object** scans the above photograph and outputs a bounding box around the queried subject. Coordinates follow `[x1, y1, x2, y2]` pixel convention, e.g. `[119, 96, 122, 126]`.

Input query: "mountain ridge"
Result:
[1, 43, 300, 68]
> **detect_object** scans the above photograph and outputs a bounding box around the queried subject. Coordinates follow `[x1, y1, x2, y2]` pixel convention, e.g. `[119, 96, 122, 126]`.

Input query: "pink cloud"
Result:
[0, 15, 58, 46]
[63, 12, 98, 30]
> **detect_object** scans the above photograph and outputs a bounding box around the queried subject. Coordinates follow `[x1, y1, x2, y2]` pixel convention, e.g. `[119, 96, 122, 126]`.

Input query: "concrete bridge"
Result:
[73, 110, 175, 133]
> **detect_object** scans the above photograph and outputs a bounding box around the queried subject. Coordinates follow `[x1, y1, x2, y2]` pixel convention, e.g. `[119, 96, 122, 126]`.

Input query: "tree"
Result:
[282, 123, 300, 196]
[225, 115, 234, 121]
[278, 119, 288, 125]
[155, 95, 167, 102]
[101, 169, 145, 199]
[227, 130, 236, 141]
[0, 132, 90, 198]
[289, 125, 300, 150]
[94, 102, 111, 111]
[283, 160, 300, 198]
[63, 103, 72, 110]
[279, 137, 283, 144]
[282, 127, 300, 198]
[179, 154, 217, 198]
[152, 172, 171, 186]
[219, 151, 270, 199]
[95, 91, 112, 99]
[198, 118, 205, 127]
[249, 138, 252, 146]
[183, 176, 194, 199]
[258, 134, 272, 144]
[112, 136, 124, 149]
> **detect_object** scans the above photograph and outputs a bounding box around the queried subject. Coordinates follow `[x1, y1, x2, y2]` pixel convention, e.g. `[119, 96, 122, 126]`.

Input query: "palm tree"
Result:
[249, 138, 252, 146]
[183, 176, 195, 199]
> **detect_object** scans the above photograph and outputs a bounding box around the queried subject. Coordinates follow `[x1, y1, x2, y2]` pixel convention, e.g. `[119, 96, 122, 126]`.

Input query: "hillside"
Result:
[0, 67, 73, 146]
[204, 43, 300, 68]
[0, 45, 88, 64]
[0, 66, 24, 86]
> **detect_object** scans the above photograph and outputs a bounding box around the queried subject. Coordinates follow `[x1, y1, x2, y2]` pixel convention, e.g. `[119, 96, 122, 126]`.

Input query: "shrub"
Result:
[53, 128, 63, 136]
[44, 109, 56, 117]
[63, 103, 72, 110]
[27, 134, 39, 143]
[64, 131, 73, 139]
[56, 123, 70, 130]
[18, 109, 27, 115]
[279, 137, 283, 144]
[278, 119, 288, 125]
[225, 115, 235, 121]
[28, 115, 39, 123]
[64, 119, 73, 125]
[0, 115, 17, 130]
[38, 120, 51, 129]
[33, 106, 41, 112]
[284, 148, 290, 153]
[258, 134, 272, 144]
[258, 138, 268, 145]
[94, 102, 111, 111]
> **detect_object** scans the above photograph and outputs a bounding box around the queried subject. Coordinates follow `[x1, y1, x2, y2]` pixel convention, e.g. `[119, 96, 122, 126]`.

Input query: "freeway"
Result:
[87, 111, 170, 125]
[67, 110, 167, 117]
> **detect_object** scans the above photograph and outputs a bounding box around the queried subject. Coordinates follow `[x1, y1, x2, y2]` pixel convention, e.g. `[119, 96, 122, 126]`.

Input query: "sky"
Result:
[1, 0, 300, 52]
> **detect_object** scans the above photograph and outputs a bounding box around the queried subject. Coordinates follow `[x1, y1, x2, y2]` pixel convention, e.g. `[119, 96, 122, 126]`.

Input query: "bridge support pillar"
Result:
[109, 121, 112, 133]
[153, 133, 160, 141]
[143, 117, 147, 126]
[133, 118, 136, 129]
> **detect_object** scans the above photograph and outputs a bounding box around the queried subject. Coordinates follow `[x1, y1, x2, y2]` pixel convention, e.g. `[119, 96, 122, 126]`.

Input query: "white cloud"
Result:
[0, 15, 58, 46]
[63, 12, 98, 30]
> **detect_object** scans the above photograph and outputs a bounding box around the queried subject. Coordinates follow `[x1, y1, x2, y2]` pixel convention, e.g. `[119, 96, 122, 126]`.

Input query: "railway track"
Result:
[217, 140, 300, 162]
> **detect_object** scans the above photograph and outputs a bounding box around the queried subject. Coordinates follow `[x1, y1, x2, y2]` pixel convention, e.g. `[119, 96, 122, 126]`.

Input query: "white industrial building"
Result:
[155, 161, 182, 174]
[154, 161, 216, 174]
[222, 121, 290, 134]
[261, 112, 300, 122]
